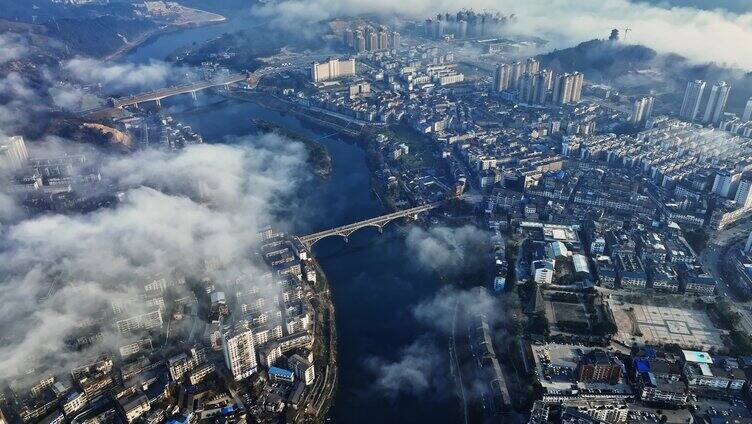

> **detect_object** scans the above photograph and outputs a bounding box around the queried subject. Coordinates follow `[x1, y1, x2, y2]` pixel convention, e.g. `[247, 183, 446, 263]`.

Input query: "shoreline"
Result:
[104, 13, 227, 61]
[251, 118, 333, 179]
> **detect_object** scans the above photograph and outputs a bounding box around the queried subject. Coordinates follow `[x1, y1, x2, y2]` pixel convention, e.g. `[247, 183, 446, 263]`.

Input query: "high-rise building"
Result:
[377, 28, 388, 50]
[457, 20, 468, 38]
[631, 96, 655, 126]
[735, 179, 752, 208]
[222, 321, 257, 381]
[517, 73, 535, 104]
[712, 170, 740, 198]
[364, 26, 378, 51]
[355, 31, 366, 53]
[570, 72, 584, 103]
[525, 58, 540, 75]
[311, 58, 356, 82]
[679, 80, 706, 121]
[509, 61, 523, 90]
[433, 19, 444, 39]
[742, 98, 752, 123]
[703, 81, 730, 125]
[552, 73, 575, 105]
[343, 29, 354, 48]
[493, 63, 510, 92]
[541, 68, 554, 91]
[390, 32, 401, 51]
[745, 231, 752, 253]
[0, 136, 29, 171]
[532, 73, 547, 104]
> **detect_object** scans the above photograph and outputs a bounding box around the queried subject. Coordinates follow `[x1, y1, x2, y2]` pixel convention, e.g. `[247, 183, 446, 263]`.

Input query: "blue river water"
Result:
[123, 15, 460, 423]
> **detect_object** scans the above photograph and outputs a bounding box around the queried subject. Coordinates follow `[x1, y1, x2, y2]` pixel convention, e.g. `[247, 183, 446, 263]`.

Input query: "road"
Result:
[698, 222, 752, 334]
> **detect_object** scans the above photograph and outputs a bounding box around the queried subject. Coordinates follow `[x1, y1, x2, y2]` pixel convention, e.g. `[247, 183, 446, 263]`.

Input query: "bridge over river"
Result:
[297, 201, 442, 248]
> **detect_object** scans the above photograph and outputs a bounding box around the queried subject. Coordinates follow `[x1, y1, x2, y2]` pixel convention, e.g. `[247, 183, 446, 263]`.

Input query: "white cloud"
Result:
[64, 58, 194, 92]
[405, 225, 488, 275]
[255, 0, 752, 69]
[0, 137, 308, 384]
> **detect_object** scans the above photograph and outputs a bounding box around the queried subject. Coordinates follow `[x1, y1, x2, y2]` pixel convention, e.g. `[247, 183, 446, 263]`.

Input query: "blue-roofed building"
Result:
[167, 414, 191, 424]
[268, 366, 295, 383]
[634, 358, 650, 374]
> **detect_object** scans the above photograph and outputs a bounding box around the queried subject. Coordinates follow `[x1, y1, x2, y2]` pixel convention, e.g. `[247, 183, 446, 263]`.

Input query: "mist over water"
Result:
[163, 92, 461, 422]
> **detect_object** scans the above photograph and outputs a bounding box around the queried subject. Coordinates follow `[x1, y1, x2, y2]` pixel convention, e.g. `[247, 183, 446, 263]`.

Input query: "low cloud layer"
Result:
[0, 136, 308, 384]
[64, 58, 194, 92]
[255, 0, 752, 69]
[0, 33, 28, 64]
[367, 286, 515, 399]
[405, 225, 488, 276]
[365, 336, 444, 398]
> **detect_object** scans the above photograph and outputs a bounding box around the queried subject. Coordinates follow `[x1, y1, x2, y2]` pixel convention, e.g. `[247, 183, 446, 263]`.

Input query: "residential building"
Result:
[311, 58, 356, 83]
[289, 354, 315, 386]
[222, 321, 258, 381]
[576, 350, 623, 384]
[679, 80, 705, 121]
[0, 135, 29, 171]
[703, 81, 730, 125]
[735, 179, 752, 207]
[631, 96, 654, 126]
[493, 63, 510, 92]
[743, 97, 752, 123]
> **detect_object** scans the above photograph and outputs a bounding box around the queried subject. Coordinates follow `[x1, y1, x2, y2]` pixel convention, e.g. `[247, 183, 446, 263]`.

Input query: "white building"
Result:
[115, 310, 163, 334]
[631, 97, 655, 126]
[679, 80, 706, 121]
[532, 260, 555, 285]
[289, 353, 315, 385]
[222, 321, 258, 381]
[735, 179, 752, 208]
[0, 135, 29, 171]
[493, 63, 510, 92]
[743, 97, 752, 123]
[703, 81, 731, 125]
[712, 171, 740, 198]
[311, 58, 356, 83]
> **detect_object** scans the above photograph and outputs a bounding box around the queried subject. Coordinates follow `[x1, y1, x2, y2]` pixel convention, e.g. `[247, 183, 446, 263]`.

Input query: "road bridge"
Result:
[79, 67, 278, 115]
[298, 202, 441, 247]
[111, 72, 253, 108]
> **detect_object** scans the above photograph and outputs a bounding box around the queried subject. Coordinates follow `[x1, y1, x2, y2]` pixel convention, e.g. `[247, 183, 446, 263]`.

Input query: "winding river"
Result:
[123, 14, 460, 423]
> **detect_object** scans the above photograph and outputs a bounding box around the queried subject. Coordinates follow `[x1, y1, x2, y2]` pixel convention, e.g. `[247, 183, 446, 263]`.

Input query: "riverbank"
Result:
[104, 8, 226, 61]
[252, 119, 332, 179]
[306, 258, 338, 421]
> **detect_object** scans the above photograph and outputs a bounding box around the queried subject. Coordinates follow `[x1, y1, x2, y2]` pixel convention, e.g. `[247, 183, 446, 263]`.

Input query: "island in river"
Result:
[252, 118, 333, 178]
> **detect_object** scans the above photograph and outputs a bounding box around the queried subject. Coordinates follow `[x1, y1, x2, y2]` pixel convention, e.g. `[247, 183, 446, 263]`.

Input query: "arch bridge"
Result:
[298, 202, 441, 248]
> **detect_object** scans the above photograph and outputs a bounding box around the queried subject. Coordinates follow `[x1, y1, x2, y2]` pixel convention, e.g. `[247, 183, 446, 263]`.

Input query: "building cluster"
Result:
[493, 59, 584, 106]
[565, 117, 752, 230]
[528, 345, 752, 424]
[679, 79, 732, 126]
[1, 136, 106, 212]
[302, 44, 466, 124]
[0, 230, 322, 424]
[424, 11, 514, 40]
[342, 24, 400, 53]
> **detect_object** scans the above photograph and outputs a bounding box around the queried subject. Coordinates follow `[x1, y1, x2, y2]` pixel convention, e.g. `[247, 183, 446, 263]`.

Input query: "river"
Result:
[124, 15, 461, 424]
